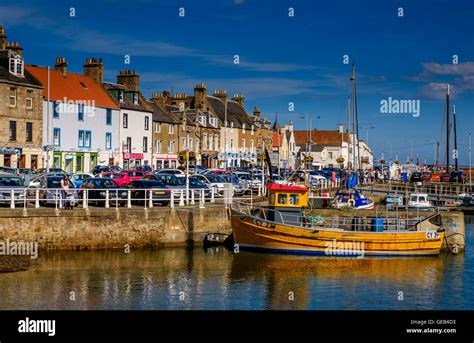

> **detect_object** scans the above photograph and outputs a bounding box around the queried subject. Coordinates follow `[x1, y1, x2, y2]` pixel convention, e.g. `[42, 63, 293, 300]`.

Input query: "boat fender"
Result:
[348, 199, 356, 206]
[261, 221, 268, 227]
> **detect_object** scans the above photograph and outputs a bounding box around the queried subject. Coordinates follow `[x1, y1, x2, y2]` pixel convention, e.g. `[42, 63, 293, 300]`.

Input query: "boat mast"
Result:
[469, 133, 472, 190]
[446, 84, 450, 173]
[347, 96, 351, 171]
[351, 62, 361, 173]
[453, 104, 458, 171]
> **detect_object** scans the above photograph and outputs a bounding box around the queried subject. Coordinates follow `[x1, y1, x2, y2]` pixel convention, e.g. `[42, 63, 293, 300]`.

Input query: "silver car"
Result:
[0, 174, 26, 206]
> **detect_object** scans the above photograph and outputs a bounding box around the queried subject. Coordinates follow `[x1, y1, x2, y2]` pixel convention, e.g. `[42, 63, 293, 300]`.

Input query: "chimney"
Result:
[150, 91, 168, 107]
[6, 41, 23, 56]
[117, 69, 140, 92]
[193, 82, 207, 110]
[54, 57, 68, 77]
[232, 94, 245, 109]
[83, 57, 104, 84]
[338, 123, 344, 133]
[253, 106, 261, 118]
[213, 89, 227, 103]
[0, 26, 7, 50]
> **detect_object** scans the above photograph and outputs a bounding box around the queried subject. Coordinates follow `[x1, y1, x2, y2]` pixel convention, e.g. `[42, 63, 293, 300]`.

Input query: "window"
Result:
[53, 101, 59, 118]
[251, 125, 254, 135]
[188, 138, 193, 151]
[143, 137, 148, 152]
[106, 109, 112, 125]
[199, 115, 206, 126]
[278, 194, 287, 204]
[26, 90, 33, 109]
[78, 130, 85, 147]
[119, 91, 124, 103]
[133, 93, 138, 105]
[155, 123, 161, 133]
[123, 113, 128, 128]
[168, 124, 174, 134]
[195, 139, 199, 152]
[242, 139, 246, 152]
[182, 138, 186, 149]
[9, 87, 16, 107]
[126, 137, 132, 152]
[250, 140, 254, 153]
[155, 140, 162, 153]
[145, 116, 149, 130]
[168, 141, 175, 153]
[289, 194, 300, 205]
[209, 117, 217, 128]
[230, 138, 234, 150]
[242, 123, 246, 133]
[9, 53, 24, 76]
[85, 131, 91, 148]
[53, 128, 61, 146]
[9, 121, 16, 141]
[26, 122, 33, 142]
[209, 135, 213, 151]
[214, 135, 219, 151]
[106, 133, 112, 150]
[78, 104, 84, 121]
[203, 134, 208, 150]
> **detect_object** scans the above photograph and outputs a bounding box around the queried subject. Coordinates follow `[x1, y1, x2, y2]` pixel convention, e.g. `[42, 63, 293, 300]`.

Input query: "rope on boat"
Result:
[306, 214, 325, 225]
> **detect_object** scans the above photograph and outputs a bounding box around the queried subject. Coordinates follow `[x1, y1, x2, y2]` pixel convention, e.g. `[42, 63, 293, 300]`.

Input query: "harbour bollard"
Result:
[210, 188, 215, 203]
[58, 189, 63, 209]
[35, 188, 40, 208]
[191, 189, 195, 205]
[149, 190, 153, 208]
[199, 189, 205, 209]
[179, 190, 185, 207]
[170, 191, 174, 208]
[105, 190, 110, 208]
[23, 189, 27, 210]
[127, 190, 131, 208]
[83, 189, 88, 209]
[55, 189, 58, 209]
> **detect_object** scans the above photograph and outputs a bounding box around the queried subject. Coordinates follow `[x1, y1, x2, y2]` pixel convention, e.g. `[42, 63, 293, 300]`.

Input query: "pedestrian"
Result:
[60, 175, 71, 209]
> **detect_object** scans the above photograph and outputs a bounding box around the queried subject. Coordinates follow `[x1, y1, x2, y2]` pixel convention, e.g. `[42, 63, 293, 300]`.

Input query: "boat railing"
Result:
[231, 201, 429, 232]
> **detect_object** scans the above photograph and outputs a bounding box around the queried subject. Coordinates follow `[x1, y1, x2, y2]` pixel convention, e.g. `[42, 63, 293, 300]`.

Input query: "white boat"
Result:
[332, 188, 374, 210]
[407, 193, 432, 208]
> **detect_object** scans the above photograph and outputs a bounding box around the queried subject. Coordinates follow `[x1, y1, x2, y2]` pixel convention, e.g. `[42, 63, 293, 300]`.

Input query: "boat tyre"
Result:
[348, 199, 356, 206]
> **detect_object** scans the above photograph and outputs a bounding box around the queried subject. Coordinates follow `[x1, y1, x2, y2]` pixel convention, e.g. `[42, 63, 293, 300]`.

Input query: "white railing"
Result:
[0, 187, 259, 210]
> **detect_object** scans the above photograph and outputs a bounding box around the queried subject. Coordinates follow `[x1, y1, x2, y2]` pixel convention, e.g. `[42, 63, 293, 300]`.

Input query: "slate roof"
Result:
[147, 101, 178, 124]
[102, 82, 152, 112]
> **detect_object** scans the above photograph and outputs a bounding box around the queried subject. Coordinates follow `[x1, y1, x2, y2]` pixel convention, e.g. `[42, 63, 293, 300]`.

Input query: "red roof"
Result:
[272, 132, 282, 147]
[26, 65, 119, 109]
[293, 129, 348, 146]
[267, 183, 307, 193]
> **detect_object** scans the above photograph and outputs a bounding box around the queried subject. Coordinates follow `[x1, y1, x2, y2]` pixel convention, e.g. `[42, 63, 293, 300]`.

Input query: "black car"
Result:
[410, 172, 423, 182]
[79, 178, 128, 206]
[122, 180, 171, 205]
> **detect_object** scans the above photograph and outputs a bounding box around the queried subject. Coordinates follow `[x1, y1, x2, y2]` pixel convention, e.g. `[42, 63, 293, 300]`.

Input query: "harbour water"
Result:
[0, 216, 472, 310]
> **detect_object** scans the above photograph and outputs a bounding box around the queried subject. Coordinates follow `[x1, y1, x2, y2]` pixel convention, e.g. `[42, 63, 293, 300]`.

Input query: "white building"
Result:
[27, 59, 121, 173]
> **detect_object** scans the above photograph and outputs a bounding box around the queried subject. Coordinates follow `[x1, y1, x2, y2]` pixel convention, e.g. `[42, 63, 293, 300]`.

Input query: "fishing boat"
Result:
[331, 188, 374, 210]
[407, 193, 432, 209]
[229, 183, 445, 257]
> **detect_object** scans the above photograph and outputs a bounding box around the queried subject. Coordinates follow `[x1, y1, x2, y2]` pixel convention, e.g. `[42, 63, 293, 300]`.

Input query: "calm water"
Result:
[0, 216, 472, 310]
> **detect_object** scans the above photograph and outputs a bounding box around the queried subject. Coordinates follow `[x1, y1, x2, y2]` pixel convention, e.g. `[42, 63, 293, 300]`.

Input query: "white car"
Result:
[191, 174, 229, 197]
[155, 169, 185, 177]
[270, 175, 286, 185]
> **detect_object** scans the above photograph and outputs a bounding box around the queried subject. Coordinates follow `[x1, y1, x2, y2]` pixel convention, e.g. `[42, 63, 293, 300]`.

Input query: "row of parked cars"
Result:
[0, 165, 276, 208]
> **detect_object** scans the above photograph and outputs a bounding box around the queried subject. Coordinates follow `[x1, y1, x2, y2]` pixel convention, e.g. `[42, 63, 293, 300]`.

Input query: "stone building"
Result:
[0, 26, 43, 169]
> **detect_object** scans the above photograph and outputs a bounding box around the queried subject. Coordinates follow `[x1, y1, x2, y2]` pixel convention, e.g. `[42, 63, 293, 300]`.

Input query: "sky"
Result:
[1, 0, 473, 165]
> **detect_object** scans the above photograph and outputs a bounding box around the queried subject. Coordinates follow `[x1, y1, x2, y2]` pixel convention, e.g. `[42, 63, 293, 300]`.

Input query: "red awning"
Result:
[267, 183, 307, 193]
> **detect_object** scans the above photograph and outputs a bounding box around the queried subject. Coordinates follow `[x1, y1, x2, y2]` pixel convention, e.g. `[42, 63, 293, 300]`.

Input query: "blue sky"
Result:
[1, 0, 473, 165]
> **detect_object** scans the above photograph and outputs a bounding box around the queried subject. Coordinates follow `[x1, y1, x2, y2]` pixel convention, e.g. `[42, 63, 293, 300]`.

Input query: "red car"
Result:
[101, 172, 132, 186]
[123, 170, 151, 181]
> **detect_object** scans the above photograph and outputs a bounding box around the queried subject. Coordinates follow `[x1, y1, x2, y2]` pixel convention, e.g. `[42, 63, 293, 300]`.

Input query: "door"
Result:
[76, 153, 84, 173]
[19, 154, 26, 168]
[90, 153, 98, 171]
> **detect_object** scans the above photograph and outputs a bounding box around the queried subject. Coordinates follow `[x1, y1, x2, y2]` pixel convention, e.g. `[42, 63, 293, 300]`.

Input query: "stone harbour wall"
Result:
[0, 207, 232, 251]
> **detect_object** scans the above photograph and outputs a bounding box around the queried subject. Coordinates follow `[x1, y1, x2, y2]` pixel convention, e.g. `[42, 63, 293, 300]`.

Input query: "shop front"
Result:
[0, 147, 42, 169]
[123, 153, 144, 170]
[154, 154, 178, 170]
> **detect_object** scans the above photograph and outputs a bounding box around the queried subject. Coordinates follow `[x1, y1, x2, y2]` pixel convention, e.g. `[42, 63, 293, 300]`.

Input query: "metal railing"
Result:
[0, 187, 255, 210]
[231, 200, 428, 232]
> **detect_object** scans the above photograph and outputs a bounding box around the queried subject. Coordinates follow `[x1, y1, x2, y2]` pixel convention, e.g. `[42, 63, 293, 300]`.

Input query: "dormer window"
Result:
[9, 52, 24, 77]
[242, 123, 246, 133]
[209, 117, 217, 128]
[119, 90, 124, 102]
[199, 114, 206, 126]
[133, 92, 138, 105]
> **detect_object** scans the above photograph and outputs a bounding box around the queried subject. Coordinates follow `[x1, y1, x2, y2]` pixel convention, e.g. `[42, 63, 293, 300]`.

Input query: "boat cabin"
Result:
[266, 183, 308, 226]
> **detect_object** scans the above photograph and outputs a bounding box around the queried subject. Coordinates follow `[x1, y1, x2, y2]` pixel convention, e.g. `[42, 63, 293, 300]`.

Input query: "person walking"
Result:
[60, 175, 70, 209]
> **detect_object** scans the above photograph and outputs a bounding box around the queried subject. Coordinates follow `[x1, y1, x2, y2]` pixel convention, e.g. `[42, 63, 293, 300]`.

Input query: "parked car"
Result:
[270, 175, 286, 185]
[0, 174, 26, 206]
[131, 165, 152, 172]
[91, 165, 123, 176]
[17, 168, 37, 184]
[73, 172, 94, 188]
[154, 169, 185, 176]
[221, 174, 245, 196]
[28, 172, 76, 190]
[36, 168, 65, 174]
[122, 170, 151, 181]
[0, 166, 17, 174]
[122, 180, 171, 205]
[38, 176, 78, 207]
[79, 178, 128, 207]
[153, 174, 211, 198]
[101, 172, 133, 186]
[190, 174, 228, 196]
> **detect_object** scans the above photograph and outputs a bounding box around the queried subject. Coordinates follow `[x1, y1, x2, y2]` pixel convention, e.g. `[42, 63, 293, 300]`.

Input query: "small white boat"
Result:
[408, 193, 432, 208]
[332, 188, 374, 210]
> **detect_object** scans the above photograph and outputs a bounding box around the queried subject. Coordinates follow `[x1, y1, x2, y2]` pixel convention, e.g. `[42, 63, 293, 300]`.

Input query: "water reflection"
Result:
[0, 217, 471, 310]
